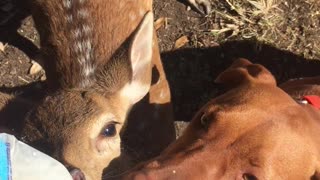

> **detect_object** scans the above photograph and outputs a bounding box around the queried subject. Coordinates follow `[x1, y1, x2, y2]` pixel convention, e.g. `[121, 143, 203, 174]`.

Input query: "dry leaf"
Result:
[0, 42, 7, 52]
[174, 36, 189, 49]
[154, 17, 166, 30]
[29, 61, 43, 75]
[40, 74, 47, 81]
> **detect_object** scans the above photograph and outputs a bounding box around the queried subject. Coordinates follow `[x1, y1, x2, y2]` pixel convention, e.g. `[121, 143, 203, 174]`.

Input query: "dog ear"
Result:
[215, 58, 252, 88]
[215, 58, 276, 88]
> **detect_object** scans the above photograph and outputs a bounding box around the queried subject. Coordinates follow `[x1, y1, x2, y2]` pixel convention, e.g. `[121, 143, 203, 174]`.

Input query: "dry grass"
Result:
[207, 0, 320, 59]
[210, 0, 282, 41]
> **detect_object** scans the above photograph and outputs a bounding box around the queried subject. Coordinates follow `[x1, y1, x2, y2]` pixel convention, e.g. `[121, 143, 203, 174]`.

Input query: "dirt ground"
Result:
[0, 0, 320, 123]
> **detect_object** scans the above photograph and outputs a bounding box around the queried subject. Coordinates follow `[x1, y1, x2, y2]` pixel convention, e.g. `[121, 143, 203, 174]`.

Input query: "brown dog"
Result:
[124, 58, 320, 180]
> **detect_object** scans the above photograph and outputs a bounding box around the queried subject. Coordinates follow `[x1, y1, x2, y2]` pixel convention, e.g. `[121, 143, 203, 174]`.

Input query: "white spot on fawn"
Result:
[63, 0, 72, 9]
[80, 78, 91, 88]
[63, 0, 95, 86]
[84, 39, 92, 51]
[82, 24, 92, 34]
[72, 29, 81, 38]
[78, 9, 89, 18]
[84, 65, 94, 76]
[66, 15, 73, 23]
[78, 56, 86, 64]
[75, 42, 84, 53]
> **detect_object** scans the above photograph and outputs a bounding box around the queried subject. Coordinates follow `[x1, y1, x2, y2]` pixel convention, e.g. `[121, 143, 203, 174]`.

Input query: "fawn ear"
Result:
[121, 12, 154, 104]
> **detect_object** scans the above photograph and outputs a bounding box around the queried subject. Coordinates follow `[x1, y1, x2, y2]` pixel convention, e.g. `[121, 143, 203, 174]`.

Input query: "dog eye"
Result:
[200, 112, 210, 128]
[243, 173, 257, 180]
[102, 123, 117, 137]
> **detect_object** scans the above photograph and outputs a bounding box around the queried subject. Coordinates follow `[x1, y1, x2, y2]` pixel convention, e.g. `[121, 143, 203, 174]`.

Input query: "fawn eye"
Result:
[102, 123, 117, 137]
[243, 173, 258, 180]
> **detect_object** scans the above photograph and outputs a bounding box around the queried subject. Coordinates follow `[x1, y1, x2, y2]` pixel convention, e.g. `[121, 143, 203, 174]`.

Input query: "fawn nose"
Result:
[70, 168, 86, 180]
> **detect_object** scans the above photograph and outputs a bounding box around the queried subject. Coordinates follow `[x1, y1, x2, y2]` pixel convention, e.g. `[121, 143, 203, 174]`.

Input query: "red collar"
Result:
[302, 95, 320, 109]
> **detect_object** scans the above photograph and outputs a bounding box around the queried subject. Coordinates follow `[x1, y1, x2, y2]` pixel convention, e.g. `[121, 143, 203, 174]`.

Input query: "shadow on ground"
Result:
[0, 81, 46, 100]
[161, 40, 320, 121]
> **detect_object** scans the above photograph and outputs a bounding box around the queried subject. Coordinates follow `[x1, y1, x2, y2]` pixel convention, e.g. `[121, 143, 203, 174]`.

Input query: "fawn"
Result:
[13, 0, 176, 179]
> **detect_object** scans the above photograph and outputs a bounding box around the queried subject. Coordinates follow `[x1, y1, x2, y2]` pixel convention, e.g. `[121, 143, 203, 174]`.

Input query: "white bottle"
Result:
[0, 133, 73, 180]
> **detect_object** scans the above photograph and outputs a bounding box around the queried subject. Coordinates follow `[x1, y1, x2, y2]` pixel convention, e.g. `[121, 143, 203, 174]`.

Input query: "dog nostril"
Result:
[243, 173, 258, 180]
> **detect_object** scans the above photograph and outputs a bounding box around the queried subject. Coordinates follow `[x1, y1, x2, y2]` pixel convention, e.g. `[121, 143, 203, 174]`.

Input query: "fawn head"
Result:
[20, 10, 154, 180]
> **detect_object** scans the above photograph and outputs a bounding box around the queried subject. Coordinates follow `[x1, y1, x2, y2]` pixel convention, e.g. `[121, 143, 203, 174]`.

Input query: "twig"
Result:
[18, 76, 30, 83]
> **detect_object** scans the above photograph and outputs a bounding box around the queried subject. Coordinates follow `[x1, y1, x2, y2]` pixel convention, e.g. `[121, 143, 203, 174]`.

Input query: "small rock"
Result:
[29, 61, 43, 75]
[0, 70, 6, 76]
[9, 68, 16, 75]
[174, 121, 189, 139]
